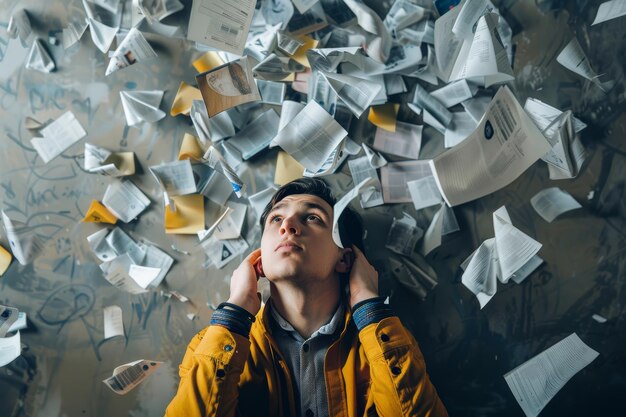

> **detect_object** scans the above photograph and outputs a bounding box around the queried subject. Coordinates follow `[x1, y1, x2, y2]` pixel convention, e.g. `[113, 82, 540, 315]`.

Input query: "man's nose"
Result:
[280, 215, 300, 235]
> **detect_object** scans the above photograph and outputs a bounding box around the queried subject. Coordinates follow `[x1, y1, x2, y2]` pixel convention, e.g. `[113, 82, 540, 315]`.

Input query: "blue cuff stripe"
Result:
[210, 307, 252, 338]
[352, 298, 395, 331]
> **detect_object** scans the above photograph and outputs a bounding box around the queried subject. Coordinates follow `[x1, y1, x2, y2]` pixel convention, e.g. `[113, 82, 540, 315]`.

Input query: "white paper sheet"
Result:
[150, 160, 197, 196]
[105, 28, 156, 76]
[0, 331, 21, 367]
[103, 305, 125, 339]
[8, 9, 32, 44]
[321, 72, 382, 117]
[449, 13, 514, 87]
[202, 236, 249, 269]
[380, 160, 432, 203]
[592, 0, 626, 25]
[373, 121, 422, 159]
[530, 187, 582, 222]
[248, 186, 279, 219]
[420, 203, 446, 256]
[84, 143, 135, 177]
[102, 180, 151, 223]
[272, 100, 347, 172]
[493, 206, 542, 283]
[429, 86, 551, 207]
[556, 38, 599, 82]
[31, 111, 87, 164]
[444, 111, 477, 148]
[120, 90, 166, 126]
[187, 0, 256, 55]
[504, 333, 599, 417]
[1, 211, 43, 266]
[430, 80, 478, 108]
[214, 202, 247, 239]
[331, 177, 377, 247]
[226, 109, 279, 160]
[347, 156, 384, 209]
[407, 176, 443, 211]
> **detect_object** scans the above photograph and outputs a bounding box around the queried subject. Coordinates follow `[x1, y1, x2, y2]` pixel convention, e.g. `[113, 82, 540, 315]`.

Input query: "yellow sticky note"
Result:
[165, 195, 205, 234]
[193, 51, 225, 73]
[368, 103, 400, 132]
[0, 244, 11, 276]
[291, 35, 319, 68]
[83, 200, 118, 224]
[170, 81, 203, 117]
[275, 151, 304, 186]
[178, 133, 205, 161]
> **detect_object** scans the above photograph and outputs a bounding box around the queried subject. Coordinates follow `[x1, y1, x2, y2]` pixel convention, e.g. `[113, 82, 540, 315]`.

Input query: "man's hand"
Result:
[227, 248, 262, 315]
[347, 246, 379, 309]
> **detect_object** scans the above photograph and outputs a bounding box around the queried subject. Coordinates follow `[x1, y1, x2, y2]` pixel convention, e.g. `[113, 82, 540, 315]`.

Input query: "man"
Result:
[165, 178, 448, 417]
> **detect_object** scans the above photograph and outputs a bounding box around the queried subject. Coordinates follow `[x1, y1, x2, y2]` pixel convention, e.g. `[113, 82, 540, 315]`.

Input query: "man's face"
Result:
[260, 194, 346, 283]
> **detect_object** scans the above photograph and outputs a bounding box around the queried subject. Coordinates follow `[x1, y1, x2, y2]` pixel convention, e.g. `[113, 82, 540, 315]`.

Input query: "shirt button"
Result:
[216, 369, 226, 378]
[302, 344, 309, 352]
[224, 344, 233, 352]
[380, 333, 390, 342]
[305, 409, 314, 417]
[391, 366, 401, 375]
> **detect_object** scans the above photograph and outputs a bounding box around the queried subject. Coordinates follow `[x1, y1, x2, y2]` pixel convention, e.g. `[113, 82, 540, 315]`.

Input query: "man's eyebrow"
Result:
[268, 200, 331, 218]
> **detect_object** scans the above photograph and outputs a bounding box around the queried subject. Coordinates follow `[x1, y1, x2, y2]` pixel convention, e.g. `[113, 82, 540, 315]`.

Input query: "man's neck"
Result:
[269, 278, 341, 339]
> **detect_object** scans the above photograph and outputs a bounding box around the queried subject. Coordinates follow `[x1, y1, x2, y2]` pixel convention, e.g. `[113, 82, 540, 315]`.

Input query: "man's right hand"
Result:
[226, 248, 262, 315]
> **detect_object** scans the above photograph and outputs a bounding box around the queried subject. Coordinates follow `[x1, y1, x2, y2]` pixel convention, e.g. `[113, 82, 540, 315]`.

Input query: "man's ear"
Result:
[335, 248, 353, 273]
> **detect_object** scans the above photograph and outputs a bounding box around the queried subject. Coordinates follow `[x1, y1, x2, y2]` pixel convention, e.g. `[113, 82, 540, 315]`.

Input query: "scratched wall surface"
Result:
[0, 0, 625, 416]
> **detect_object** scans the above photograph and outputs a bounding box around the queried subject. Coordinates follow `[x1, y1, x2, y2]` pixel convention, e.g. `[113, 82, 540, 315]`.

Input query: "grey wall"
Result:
[1, 0, 625, 416]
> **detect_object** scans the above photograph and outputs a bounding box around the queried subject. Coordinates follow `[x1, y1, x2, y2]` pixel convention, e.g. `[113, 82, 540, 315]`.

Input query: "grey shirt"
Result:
[268, 301, 345, 417]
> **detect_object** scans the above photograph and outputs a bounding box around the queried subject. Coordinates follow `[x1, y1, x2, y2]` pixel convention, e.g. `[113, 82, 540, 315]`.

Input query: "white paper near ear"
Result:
[332, 177, 377, 248]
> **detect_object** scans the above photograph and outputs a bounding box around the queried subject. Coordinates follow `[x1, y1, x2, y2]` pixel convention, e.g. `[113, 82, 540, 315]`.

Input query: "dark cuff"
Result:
[210, 306, 253, 338]
[352, 297, 395, 331]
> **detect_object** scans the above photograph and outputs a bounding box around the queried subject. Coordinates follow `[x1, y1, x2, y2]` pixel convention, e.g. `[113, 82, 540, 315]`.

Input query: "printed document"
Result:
[31, 111, 87, 164]
[187, 0, 255, 55]
[102, 180, 151, 223]
[272, 100, 347, 172]
[530, 187, 581, 222]
[429, 86, 551, 207]
[504, 333, 598, 417]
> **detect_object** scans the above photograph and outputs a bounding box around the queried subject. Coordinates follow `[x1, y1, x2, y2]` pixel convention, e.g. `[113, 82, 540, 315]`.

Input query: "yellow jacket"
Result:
[165, 303, 448, 417]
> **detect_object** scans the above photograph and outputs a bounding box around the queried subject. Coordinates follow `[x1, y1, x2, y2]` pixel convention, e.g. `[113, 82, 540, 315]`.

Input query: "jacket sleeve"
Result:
[164, 325, 251, 417]
[358, 316, 448, 417]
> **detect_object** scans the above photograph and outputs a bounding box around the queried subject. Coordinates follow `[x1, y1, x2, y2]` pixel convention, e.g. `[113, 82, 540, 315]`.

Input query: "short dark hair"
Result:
[259, 177, 364, 251]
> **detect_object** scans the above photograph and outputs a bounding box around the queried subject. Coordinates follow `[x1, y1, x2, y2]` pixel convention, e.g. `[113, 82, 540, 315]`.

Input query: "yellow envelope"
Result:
[0, 244, 11, 276]
[170, 81, 203, 116]
[178, 133, 205, 161]
[368, 103, 400, 132]
[83, 200, 118, 224]
[275, 151, 304, 186]
[291, 35, 319, 68]
[193, 51, 225, 73]
[165, 195, 205, 234]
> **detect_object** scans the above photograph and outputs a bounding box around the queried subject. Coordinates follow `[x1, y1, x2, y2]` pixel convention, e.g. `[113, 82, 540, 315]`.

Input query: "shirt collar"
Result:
[269, 299, 345, 339]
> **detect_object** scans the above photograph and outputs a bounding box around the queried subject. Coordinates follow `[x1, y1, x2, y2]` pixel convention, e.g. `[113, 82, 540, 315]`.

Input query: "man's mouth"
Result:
[275, 241, 302, 252]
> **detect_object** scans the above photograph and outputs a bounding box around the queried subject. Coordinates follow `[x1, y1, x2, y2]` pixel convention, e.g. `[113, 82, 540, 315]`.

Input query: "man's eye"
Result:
[306, 215, 321, 222]
[270, 216, 282, 223]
